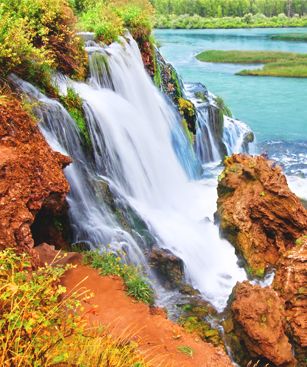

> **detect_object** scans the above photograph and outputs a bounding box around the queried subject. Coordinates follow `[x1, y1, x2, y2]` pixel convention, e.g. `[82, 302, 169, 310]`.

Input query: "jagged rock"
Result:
[0, 96, 71, 252]
[34, 243, 82, 266]
[273, 237, 307, 366]
[216, 154, 307, 277]
[230, 281, 296, 366]
[149, 246, 184, 289]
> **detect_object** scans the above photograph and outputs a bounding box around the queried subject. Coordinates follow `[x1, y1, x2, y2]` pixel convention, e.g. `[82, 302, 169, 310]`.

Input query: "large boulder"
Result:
[230, 281, 296, 366]
[149, 246, 184, 289]
[273, 237, 307, 365]
[216, 154, 307, 277]
[0, 95, 70, 252]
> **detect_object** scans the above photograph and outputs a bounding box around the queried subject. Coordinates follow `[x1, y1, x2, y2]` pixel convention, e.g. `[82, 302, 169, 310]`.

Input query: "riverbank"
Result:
[155, 14, 307, 29]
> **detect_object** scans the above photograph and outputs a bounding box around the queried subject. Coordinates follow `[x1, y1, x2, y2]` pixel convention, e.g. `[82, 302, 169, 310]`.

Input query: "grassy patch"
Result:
[196, 50, 307, 64]
[83, 250, 154, 305]
[271, 33, 307, 42]
[238, 60, 307, 78]
[196, 50, 307, 78]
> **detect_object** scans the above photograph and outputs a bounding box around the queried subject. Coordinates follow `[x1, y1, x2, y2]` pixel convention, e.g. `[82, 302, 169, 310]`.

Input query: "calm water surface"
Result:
[155, 28, 307, 197]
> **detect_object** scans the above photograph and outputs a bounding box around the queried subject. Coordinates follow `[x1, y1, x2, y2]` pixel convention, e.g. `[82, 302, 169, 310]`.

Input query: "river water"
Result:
[155, 28, 307, 199]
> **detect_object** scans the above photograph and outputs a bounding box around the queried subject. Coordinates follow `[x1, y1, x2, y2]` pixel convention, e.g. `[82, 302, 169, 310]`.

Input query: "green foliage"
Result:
[0, 249, 85, 367]
[197, 50, 307, 78]
[239, 60, 307, 77]
[155, 14, 307, 29]
[215, 95, 232, 117]
[78, 0, 154, 44]
[152, 0, 307, 18]
[60, 88, 91, 147]
[196, 50, 307, 64]
[83, 250, 154, 305]
[0, 0, 86, 80]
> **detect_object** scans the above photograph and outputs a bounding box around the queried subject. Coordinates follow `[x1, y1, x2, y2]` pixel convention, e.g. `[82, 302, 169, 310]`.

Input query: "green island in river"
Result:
[196, 50, 307, 77]
[271, 33, 307, 41]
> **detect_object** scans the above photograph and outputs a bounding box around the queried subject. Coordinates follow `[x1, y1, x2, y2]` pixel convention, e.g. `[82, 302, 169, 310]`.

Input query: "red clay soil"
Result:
[0, 95, 70, 252]
[61, 263, 233, 367]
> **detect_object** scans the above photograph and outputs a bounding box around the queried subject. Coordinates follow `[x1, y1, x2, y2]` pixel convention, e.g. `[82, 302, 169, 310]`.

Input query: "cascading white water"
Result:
[74, 34, 245, 309]
[185, 83, 254, 163]
[12, 34, 247, 310]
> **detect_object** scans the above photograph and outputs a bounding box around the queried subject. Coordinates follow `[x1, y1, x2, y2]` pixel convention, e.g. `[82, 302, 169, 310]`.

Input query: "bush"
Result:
[0, 0, 86, 80]
[83, 250, 154, 305]
[78, 0, 154, 43]
[0, 249, 86, 366]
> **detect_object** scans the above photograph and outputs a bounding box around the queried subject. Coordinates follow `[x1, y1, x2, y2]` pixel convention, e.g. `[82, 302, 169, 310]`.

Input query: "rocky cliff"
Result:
[216, 154, 307, 277]
[0, 94, 71, 252]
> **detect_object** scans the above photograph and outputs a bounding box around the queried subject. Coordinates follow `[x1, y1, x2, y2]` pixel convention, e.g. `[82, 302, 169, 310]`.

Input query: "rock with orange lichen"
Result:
[273, 237, 307, 366]
[0, 95, 71, 252]
[216, 154, 307, 277]
[230, 281, 296, 367]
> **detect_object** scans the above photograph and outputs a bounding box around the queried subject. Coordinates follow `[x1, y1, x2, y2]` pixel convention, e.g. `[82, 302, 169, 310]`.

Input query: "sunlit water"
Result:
[155, 28, 307, 199]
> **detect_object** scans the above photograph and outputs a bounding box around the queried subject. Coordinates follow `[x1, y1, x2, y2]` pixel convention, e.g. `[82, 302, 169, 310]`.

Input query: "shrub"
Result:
[0, 249, 87, 367]
[0, 0, 86, 81]
[83, 250, 154, 305]
[78, 0, 154, 43]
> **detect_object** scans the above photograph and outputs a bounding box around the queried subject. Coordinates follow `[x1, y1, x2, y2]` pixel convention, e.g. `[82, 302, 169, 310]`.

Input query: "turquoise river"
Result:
[155, 27, 307, 199]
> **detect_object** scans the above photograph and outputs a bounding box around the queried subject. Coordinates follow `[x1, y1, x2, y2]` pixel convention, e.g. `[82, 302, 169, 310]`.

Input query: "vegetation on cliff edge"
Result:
[0, 248, 152, 366]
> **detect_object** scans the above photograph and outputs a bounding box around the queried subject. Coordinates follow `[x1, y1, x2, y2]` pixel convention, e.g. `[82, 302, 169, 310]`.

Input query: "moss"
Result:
[246, 265, 265, 278]
[195, 91, 208, 102]
[153, 54, 162, 88]
[178, 97, 197, 136]
[59, 88, 91, 148]
[170, 68, 183, 100]
[215, 95, 232, 118]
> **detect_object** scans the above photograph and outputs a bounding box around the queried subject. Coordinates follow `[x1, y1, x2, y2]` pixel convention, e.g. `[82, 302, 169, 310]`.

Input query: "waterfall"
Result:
[12, 34, 246, 310]
[185, 83, 254, 163]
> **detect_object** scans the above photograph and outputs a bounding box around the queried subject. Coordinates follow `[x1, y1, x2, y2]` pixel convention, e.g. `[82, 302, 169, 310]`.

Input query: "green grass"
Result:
[196, 50, 307, 78]
[271, 33, 307, 42]
[196, 50, 307, 64]
[239, 61, 307, 77]
[83, 250, 154, 305]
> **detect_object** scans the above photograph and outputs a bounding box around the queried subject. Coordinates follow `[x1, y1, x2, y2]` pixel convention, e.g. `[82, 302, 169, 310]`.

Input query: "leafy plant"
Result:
[0, 0, 86, 81]
[83, 250, 154, 305]
[0, 249, 88, 367]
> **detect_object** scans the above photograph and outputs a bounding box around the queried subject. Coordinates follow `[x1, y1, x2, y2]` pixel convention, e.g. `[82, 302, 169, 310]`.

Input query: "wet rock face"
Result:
[231, 282, 295, 366]
[149, 246, 184, 289]
[0, 96, 71, 251]
[216, 154, 307, 277]
[274, 238, 307, 366]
